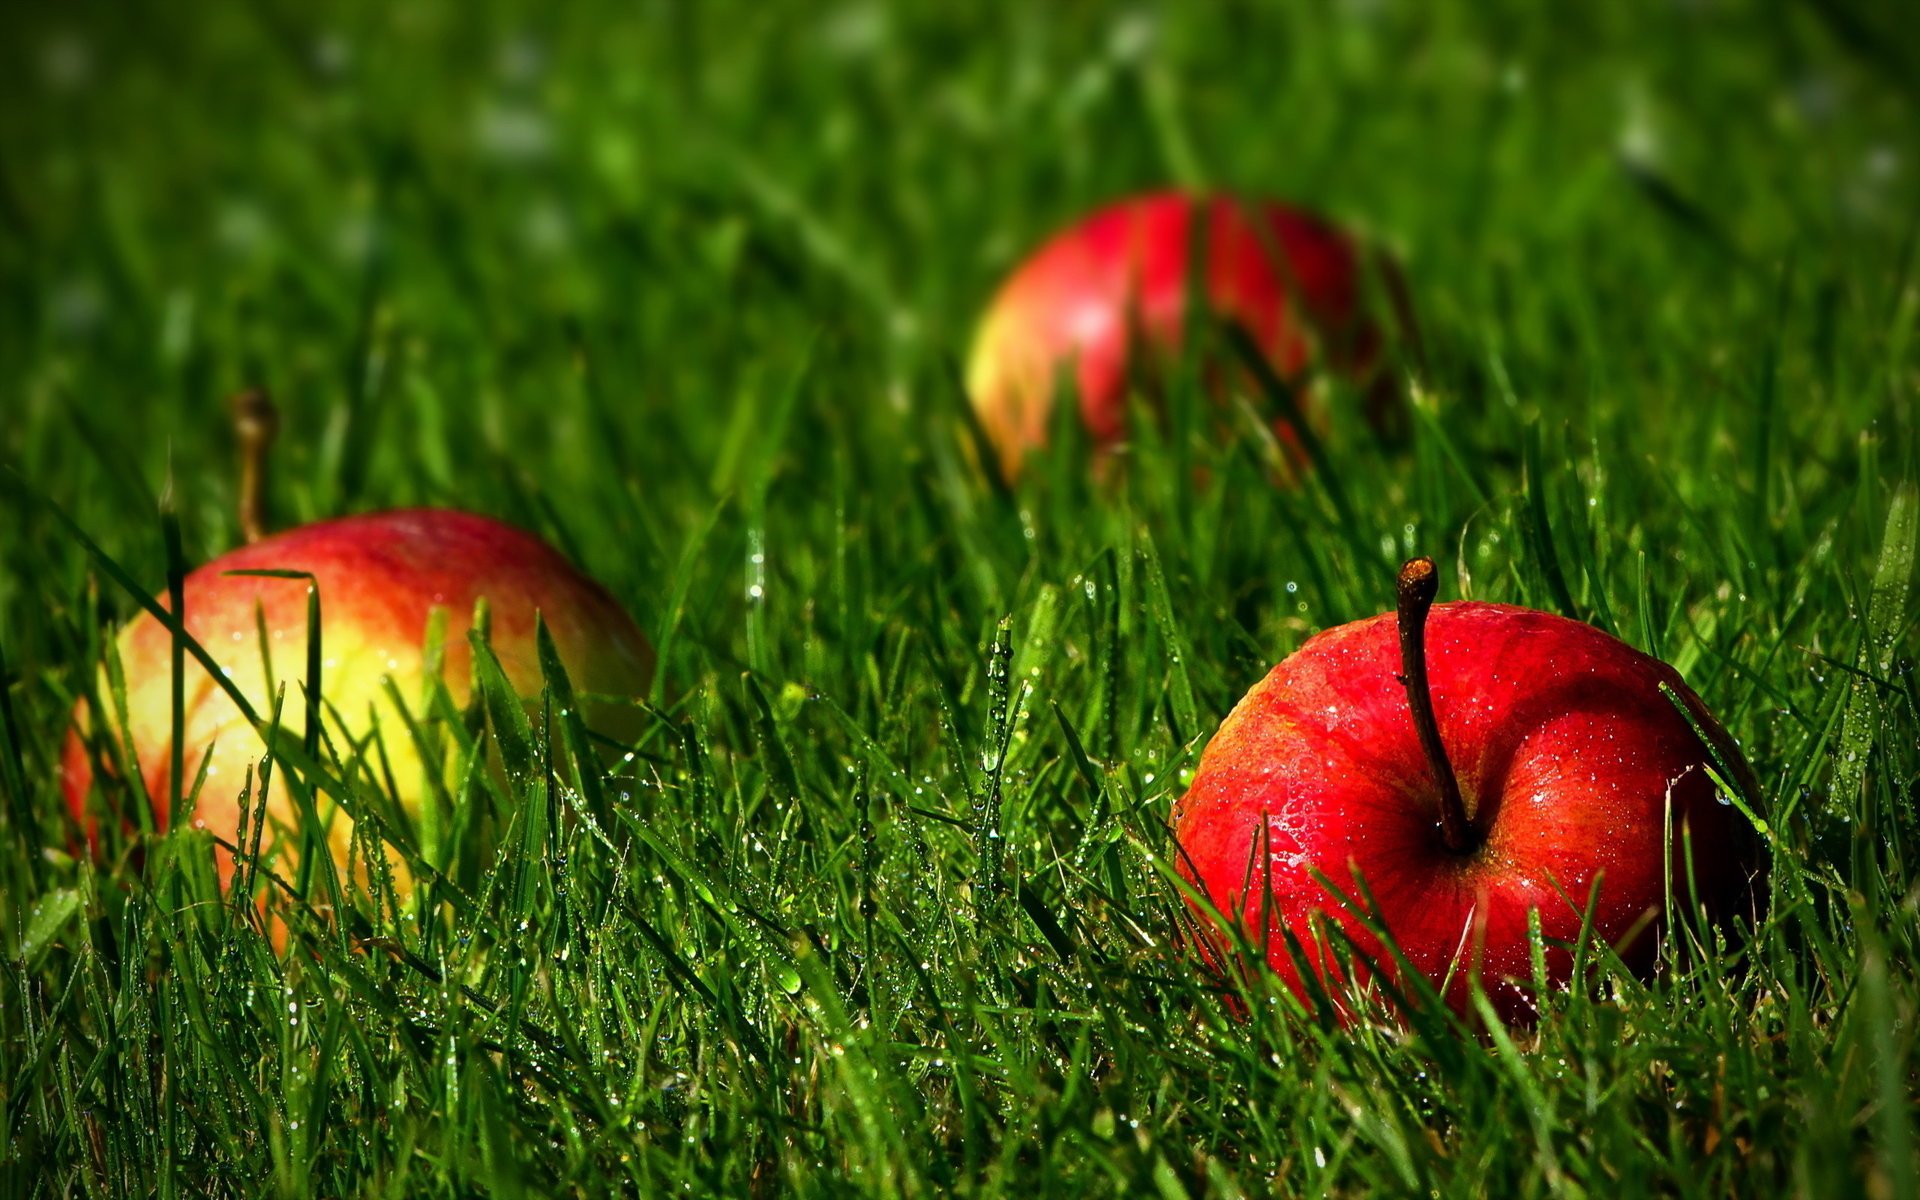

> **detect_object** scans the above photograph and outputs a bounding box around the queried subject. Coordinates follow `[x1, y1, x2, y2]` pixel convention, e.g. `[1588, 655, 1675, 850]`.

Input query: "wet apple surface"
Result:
[1172, 597, 1763, 1023]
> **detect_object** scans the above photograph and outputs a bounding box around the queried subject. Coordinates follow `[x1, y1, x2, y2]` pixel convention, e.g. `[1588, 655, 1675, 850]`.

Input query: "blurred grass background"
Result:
[1, 0, 1917, 1195]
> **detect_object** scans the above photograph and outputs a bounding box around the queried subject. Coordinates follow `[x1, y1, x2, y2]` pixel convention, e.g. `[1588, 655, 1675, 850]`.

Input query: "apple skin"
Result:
[61, 508, 654, 887]
[965, 190, 1391, 479]
[1171, 601, 1763, 1024]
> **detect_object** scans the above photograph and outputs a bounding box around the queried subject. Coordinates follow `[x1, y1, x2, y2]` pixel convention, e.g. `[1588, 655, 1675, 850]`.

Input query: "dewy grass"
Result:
[1, 1, 1917, 1194]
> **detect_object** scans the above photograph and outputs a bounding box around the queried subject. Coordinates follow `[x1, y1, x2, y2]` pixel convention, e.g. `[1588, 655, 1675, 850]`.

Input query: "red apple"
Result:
[1172, 559, 1763, 1024]
[965, 190, 1395, 479]
[62, 508, 654, 890]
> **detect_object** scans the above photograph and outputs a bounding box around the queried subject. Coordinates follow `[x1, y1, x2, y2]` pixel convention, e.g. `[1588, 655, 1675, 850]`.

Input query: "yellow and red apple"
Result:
[1173, 563, 1764, 1024]
[62, 508, 653, 889]
[966, 190, 1395, 478]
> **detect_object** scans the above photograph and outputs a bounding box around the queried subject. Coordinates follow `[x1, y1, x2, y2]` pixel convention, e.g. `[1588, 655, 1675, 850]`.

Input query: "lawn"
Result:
[1, 1, 1917, 1195]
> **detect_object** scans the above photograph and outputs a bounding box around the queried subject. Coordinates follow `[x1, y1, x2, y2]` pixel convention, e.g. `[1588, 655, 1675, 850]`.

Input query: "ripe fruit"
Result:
[965, 190, 1394, 479]
[62, 508, 654, 888]
[1172, 559, 1763, 1024]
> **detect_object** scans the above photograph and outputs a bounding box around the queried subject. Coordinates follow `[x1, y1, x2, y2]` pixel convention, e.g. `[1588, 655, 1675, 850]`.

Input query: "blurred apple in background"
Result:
[1172, 558, 1764, 1024]
[965, 190, 1401, 479]
[62, 507, 654, 891]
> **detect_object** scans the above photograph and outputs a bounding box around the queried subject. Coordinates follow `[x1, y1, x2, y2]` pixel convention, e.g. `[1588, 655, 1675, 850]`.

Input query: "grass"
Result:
[1, 0, 1917, 1194]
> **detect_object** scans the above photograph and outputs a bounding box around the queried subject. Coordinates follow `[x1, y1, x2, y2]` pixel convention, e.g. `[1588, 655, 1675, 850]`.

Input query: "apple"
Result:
[61, 507, 654, 891]
[965, 190, 1396, 479]
[1171, 558, 1763, 1024]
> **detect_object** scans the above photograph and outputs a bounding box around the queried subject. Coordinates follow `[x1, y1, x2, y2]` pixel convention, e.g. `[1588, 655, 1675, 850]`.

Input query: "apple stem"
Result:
[232, 389, 278, 543]
[1396, 556, 1476, 855]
